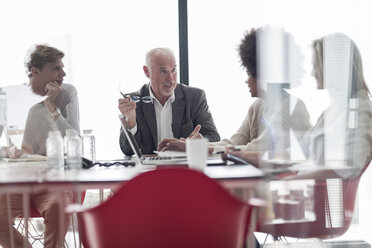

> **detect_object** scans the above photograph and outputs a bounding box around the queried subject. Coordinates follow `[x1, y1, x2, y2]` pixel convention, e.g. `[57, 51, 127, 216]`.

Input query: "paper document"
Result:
[3, 154, 47, 162]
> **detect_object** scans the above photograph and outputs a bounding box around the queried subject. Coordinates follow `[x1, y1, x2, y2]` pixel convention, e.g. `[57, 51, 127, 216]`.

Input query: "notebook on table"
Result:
[119, 115, 188, 166]
[3, 154, 46, 162]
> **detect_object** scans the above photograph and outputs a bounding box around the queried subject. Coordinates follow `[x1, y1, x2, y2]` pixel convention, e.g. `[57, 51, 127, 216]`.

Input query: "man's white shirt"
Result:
[130, 89, 175, 145]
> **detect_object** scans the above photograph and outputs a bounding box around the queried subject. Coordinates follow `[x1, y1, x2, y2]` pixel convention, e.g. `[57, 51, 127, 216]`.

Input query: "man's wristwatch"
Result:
[49, 108, 61, 119]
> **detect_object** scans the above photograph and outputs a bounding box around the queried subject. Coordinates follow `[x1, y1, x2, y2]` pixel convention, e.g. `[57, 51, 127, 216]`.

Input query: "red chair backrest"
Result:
[77, 168, 252, 248]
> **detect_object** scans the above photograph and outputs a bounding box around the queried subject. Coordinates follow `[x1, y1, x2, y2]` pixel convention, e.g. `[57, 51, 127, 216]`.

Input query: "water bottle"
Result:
[64, 129, 74, 154]
[82, 129, 96, 162]
[64, 129, 78, 155]
[46, 130, 64, 170]
[0, 89, 7, 127]
[65, 129, 82, 170]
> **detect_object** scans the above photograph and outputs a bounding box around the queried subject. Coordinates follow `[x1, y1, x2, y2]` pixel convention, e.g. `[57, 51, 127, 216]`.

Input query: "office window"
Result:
[0, 0, 179, 159]
[188, 0, 372, 136]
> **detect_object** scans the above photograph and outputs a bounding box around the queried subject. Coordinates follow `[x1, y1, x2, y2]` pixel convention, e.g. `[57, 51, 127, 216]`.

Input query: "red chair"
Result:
[258, 162, 370, 240]
[76, 168, 262, 248]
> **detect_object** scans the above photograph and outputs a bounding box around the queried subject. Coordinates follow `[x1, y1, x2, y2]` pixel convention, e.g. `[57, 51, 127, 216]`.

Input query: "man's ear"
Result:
[31, 67, 40, 77]
[143, 65, 150, 78]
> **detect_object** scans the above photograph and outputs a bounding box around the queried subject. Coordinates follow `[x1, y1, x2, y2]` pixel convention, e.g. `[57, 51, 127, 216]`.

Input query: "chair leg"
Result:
[261, 233, 270, 246]
[71, 214, 77, 248]
[63, 212, 80, 248]
[64, 239, 69, 248]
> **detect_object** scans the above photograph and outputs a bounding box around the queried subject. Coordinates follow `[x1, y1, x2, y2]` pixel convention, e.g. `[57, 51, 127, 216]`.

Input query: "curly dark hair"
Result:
[238, 29, 257, 77]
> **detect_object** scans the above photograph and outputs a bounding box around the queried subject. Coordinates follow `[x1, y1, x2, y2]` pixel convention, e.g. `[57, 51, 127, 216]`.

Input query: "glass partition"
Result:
[188, 0, 372, 244]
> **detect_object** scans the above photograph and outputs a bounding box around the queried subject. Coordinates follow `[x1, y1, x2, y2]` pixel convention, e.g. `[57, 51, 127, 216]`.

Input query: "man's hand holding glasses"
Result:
[118, 91, 153, 129]
[120, 91, 153, 103]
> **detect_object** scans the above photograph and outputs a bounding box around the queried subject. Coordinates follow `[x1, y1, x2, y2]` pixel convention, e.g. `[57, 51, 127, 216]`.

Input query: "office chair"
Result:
[258, 160, 370, 240]
[75, 168, 263, 248]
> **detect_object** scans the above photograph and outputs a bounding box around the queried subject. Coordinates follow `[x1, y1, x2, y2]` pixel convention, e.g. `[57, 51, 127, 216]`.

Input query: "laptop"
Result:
[119, 115, 188, 166]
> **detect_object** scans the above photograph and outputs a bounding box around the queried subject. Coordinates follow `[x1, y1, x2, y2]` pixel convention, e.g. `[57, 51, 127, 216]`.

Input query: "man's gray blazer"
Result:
[119, 83, 220, 155]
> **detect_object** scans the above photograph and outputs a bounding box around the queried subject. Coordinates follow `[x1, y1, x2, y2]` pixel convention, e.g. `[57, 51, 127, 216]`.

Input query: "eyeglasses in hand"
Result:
[120, 91, 153, 103]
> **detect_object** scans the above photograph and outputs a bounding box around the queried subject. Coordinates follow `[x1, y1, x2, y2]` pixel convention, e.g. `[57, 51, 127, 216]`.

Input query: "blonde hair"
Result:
[312, 34, 370, 98]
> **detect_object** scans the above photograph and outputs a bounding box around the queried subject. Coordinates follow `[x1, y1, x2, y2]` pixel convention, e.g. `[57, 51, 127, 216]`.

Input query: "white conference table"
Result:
[0, 159, 267, 191]
[1, 159, 362, 248]
[0, 159, 267, 248]
[0, 159, 268, 217]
